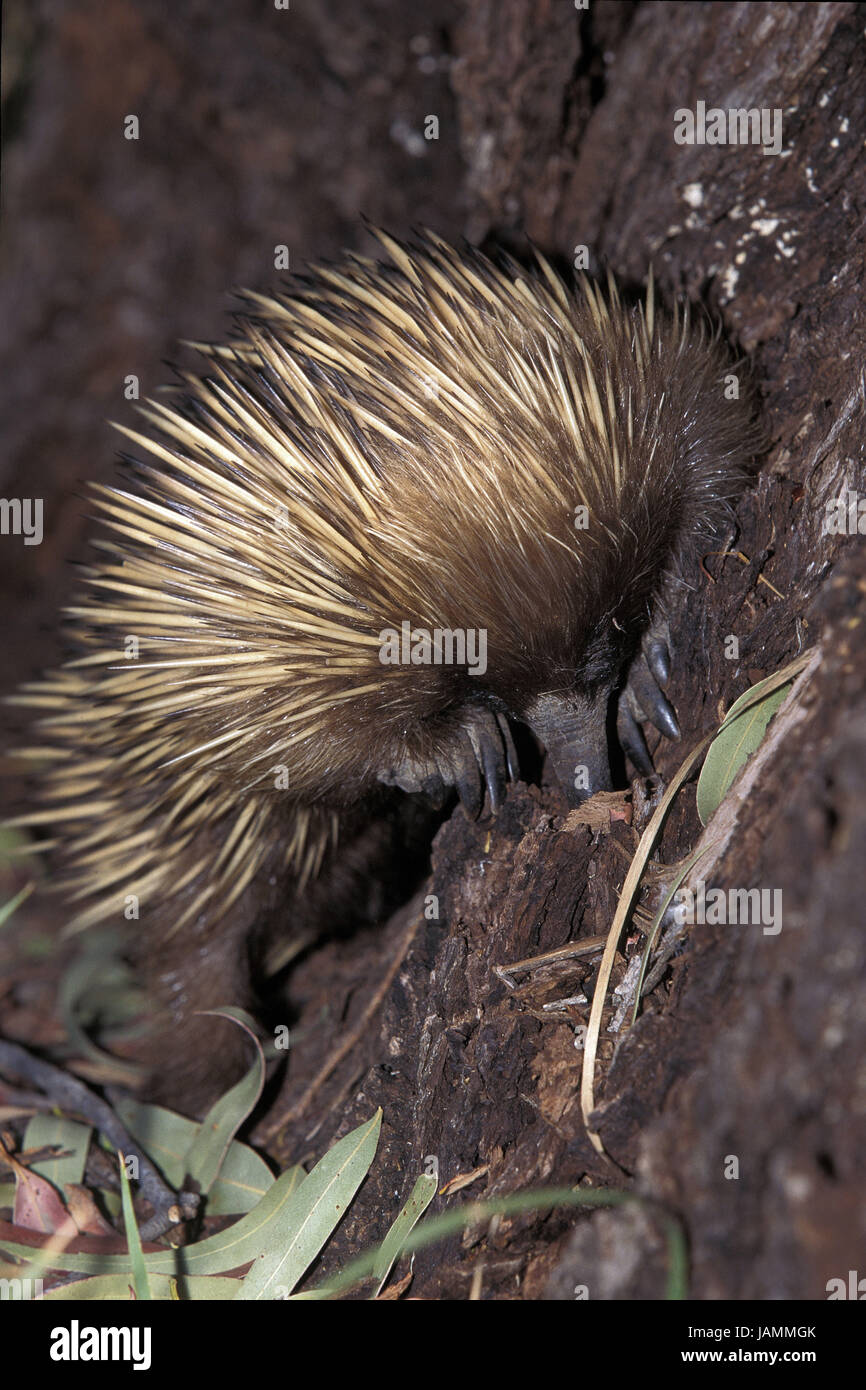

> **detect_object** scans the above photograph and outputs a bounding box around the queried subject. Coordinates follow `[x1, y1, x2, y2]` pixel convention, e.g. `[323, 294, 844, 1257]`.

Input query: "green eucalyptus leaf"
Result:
[697, 683, 792, 825]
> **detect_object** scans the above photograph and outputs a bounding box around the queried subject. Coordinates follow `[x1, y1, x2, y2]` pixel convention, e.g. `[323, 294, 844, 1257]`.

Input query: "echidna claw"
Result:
[496, 711, 520, 784]
[617, 703, 654, 777]
[378, 704, 516, 818]
[466, 708, 508, 813]
[619, 624, 680, 771]
[643, 635, 671, 689]
[450, 727, 484, 819]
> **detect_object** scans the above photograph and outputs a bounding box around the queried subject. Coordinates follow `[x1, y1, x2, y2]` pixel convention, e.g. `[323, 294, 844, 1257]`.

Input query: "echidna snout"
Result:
[524, 628, 683, 803]
[524, 688, 614, 804]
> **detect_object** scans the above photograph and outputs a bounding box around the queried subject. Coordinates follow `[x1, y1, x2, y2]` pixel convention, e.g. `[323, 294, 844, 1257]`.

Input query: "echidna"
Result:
[10, 229, 758, 1108]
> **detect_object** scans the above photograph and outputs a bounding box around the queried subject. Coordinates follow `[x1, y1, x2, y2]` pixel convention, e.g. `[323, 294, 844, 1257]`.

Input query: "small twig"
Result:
[541, 994, 588, 1012]
[493, 936, 607, 988]
[0, 1040, 198, 1240]
[641, 918, 689, 995]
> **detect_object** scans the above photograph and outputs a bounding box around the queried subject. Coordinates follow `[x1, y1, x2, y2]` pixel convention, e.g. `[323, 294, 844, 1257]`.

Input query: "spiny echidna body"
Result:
[11, 229, 758, 1107]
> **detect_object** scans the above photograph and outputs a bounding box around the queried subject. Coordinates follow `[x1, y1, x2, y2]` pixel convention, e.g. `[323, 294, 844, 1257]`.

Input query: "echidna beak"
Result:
[523, 689, 613, 806]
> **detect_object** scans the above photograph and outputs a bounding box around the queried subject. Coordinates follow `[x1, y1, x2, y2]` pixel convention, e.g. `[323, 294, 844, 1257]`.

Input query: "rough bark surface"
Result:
[1, 0, 864, 1300]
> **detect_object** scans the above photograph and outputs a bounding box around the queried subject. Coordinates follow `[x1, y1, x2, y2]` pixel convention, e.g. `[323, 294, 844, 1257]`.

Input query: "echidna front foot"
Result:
[378, 705, 517, 818]
[618, 622, 681, 776]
